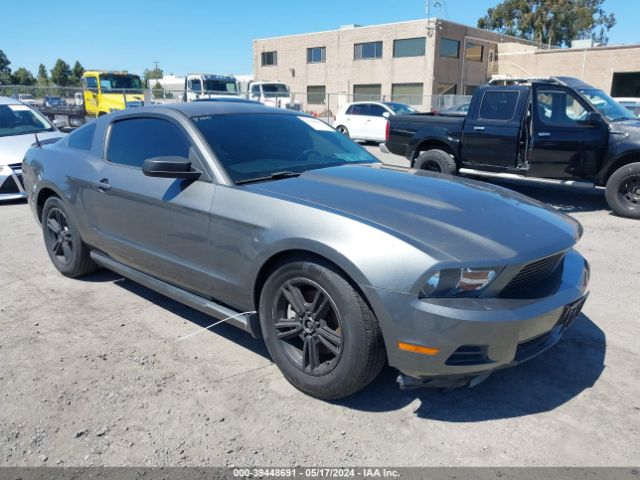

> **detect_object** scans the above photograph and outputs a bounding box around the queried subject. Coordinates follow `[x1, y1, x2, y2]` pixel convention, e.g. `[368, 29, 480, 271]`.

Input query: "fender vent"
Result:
[445, 345, 490, 366]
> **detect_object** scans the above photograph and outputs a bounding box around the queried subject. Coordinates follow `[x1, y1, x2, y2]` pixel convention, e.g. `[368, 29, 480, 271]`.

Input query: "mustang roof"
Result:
[158, 101, 303, 118]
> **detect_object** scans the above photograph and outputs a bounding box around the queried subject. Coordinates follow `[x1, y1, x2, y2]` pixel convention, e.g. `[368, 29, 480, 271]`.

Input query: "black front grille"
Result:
[0, 176, 20, 194]
[501, 252, 565, 297]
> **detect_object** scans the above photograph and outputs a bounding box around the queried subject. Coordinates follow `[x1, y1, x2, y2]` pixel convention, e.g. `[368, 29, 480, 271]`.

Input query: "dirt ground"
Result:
[0, 147, 638, 467]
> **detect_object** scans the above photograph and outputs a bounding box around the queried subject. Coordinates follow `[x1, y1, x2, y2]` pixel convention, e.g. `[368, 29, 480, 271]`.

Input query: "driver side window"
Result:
[537, 89, 587, 125]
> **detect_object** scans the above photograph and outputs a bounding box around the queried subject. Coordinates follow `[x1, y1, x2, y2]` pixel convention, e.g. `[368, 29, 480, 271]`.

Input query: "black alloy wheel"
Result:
[259, 259, 386, 399]
[271, 278, 343, 376]
[44, 207, 74, 266]
[41, 196, 97, 277]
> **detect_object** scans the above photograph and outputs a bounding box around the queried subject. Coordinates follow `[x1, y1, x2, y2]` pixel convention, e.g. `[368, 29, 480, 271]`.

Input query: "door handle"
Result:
[538, 132, 551, 137]
[473, 126, 485, 131]
[95, 178, 111, 192]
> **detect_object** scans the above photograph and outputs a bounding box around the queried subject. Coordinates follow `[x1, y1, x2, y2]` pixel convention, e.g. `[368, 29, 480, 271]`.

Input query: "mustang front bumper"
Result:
[362, 249, 590, 387]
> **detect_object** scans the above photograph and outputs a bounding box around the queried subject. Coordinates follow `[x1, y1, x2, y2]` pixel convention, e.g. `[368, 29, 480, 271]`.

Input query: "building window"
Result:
[440, 38, 460, 58]
[307, 47, 326, 64]
[261, 51, 277, 66]
[353, 84, 381, 102]
[307, 85, 326, 104]
[354, 42, 383, 60]
[391, 83, 424, 105]
[437, 84, 458, 95]
[393, 37, 426, 58]
[479, 91, 519, 121]
[465, 42, 483, 62]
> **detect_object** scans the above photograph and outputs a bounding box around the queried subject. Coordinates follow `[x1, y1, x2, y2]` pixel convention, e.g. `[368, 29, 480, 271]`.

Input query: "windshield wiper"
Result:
[235, 171, 301, 185]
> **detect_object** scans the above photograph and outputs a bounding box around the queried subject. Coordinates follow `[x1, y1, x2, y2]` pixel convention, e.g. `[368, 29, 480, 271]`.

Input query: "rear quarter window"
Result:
[479, 91, 519, 121]
[67, 123, 96, 150]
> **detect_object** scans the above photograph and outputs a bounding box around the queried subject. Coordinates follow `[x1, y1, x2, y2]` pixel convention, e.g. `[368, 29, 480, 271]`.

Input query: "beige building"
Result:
[253, 19, 536, 113]
[253, 18, 640, 114]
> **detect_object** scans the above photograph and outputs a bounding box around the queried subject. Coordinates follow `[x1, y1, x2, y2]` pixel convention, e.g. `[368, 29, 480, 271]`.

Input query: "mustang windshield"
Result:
[193, 113, 379, 183]
[0, 104, 54, 137]
[578, 88, 636, 122]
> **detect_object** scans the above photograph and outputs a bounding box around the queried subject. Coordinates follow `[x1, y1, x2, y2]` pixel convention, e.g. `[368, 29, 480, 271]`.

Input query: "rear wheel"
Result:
[259, 259, 385, 400]
[605, 162, 640, 219]
[336, 125, 350, 138]
[42, 197, 97, 277]
[414, 149, 457, 175]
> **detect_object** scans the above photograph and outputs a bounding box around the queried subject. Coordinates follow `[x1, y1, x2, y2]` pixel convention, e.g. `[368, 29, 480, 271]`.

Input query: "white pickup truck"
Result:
[247, 81, 301, 110]
[183, 74, 241, 102]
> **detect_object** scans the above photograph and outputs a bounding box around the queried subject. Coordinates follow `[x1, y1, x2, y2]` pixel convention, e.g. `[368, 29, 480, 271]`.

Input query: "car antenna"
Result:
[34, 133, 42, 148]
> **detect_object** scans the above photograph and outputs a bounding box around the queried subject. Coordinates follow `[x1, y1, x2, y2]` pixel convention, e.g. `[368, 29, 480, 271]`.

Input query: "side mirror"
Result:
[382, 111, 391, 119]
[584, 111, 604, 125]
[142, 156, 202, 180]
[53, 118, 67, 128]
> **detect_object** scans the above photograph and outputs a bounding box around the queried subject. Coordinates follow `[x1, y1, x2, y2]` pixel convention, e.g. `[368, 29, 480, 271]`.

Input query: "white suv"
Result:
[333, 101, 417, 142]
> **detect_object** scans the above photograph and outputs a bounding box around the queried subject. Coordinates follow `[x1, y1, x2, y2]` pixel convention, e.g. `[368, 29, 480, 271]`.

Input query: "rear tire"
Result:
[42, 197, 97, 277]
[259, 259, 386, 400]
[414, 149, 457, 175]
[605, 162, 640, 219]
[336, 125, 350, 138]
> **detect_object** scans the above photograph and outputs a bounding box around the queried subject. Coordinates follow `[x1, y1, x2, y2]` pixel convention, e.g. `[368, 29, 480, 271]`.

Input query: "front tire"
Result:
[414, 149, 457, 175]
[42, 197, 97, 277]
[259, 259, 385, 400]
[605, 162, 640, 219]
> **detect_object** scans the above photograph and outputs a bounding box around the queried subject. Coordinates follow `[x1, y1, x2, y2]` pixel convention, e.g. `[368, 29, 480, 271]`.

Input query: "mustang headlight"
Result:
[420, 268, 498, 298]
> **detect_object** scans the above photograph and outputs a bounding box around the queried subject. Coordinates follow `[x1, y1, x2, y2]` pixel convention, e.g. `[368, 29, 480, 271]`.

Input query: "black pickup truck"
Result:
[384, 77, 640, 219]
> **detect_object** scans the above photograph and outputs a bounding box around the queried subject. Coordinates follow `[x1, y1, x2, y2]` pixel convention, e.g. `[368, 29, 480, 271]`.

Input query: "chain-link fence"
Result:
[1, 84, 471, 128]
[149, 88, 471, 124]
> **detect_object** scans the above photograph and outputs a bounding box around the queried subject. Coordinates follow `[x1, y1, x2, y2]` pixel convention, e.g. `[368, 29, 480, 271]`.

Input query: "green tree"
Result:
[143, 66, 163, 88]
[152, 80, 165, 99]
[71, 60, 85, 85]
[0, 49, 12, 84]
[477, 0, 616, 47]
[37, 64, 49, 86]
[50, 59, 72, 86]
[12, 67, 36, 86]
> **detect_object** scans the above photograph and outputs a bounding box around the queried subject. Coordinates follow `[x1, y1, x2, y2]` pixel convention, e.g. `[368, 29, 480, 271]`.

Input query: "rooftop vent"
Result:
[340, 24, 362, 30]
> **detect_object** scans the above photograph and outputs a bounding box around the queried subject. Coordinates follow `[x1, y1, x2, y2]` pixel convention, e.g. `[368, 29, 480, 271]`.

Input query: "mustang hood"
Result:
[0, 131, 64, 166]
[249, 164, 582, 264]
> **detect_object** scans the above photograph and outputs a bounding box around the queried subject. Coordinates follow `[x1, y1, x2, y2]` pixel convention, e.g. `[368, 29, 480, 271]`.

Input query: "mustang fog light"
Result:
[420, 268, 498, 298]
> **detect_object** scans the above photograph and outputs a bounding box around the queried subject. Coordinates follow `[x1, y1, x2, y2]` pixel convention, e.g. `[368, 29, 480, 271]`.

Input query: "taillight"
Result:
[385, 119, 390, 142]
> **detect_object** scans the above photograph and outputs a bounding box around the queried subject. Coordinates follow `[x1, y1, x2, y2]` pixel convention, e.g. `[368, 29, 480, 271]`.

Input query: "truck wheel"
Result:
[336, 125, 349, 138]
[605, 162, 640, 219]
[42, 197, 98, 277]
[259, 259, 386, 400]
[415, 149, 457, 175]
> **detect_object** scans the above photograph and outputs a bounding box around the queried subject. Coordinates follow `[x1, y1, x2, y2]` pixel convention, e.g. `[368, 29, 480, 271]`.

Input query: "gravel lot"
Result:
[0, 146, 638, 467]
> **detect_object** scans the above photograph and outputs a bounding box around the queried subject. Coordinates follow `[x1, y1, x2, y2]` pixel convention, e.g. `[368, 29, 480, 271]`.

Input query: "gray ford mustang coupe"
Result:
[23, 102, 590, 400]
